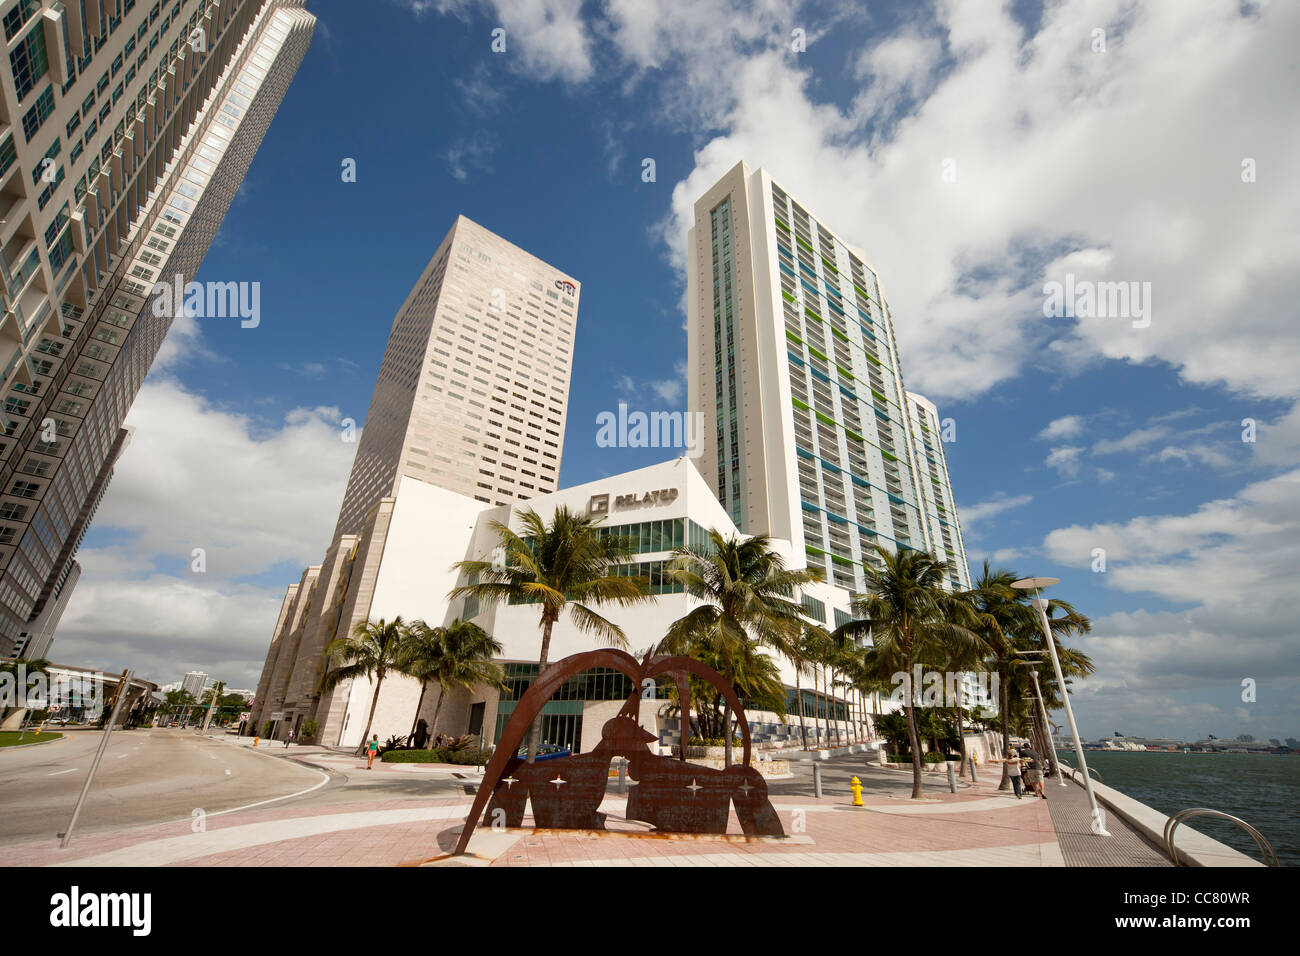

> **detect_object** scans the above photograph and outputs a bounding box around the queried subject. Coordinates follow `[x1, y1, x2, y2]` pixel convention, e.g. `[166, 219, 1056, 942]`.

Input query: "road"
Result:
[0, 727, 328, 844]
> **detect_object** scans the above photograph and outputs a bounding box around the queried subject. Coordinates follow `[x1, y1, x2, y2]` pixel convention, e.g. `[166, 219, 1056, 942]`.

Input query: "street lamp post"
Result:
[1011, 577, 1109, 836]
[1018, 661, 1068, 788]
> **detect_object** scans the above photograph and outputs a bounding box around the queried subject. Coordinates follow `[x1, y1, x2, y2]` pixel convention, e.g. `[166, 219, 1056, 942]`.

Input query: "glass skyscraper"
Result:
[0, 0, 315, 657]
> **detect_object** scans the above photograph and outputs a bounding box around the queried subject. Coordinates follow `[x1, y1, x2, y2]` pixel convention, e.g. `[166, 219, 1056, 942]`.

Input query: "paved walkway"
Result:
[1044, 773, 1171, 866]
[1, 754, 1075, 867]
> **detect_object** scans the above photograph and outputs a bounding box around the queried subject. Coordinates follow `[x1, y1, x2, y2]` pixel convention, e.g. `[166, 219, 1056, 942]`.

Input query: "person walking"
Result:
[285, 728, 294, 749]
[991, 748, 1024, 798]
[1019, 744, 1047, 799]
[366, 734, 380, 769]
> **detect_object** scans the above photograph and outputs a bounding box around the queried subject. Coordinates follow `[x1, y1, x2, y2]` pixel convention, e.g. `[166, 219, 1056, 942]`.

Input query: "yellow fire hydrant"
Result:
[850, 775, 864, 807]
[253, 737, 259, 747]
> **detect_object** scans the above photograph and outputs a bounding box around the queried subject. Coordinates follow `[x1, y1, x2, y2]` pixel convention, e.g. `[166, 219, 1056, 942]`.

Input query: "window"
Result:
[21, 85, 55, 142]
[9, 25, 49, 101]
[2, 1, 39, 43]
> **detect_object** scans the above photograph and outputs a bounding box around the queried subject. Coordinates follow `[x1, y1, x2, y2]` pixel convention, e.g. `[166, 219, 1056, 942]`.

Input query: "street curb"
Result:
[0, 732, 69, 752]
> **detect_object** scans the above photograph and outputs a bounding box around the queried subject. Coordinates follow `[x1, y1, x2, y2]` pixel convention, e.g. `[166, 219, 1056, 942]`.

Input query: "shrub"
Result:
[381, 747, 491, 764]
[688, 737, 743, 747]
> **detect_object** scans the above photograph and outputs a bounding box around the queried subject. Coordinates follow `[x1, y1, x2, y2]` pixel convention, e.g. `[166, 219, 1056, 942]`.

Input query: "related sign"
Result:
[554, 279, 575, 296]
[588, 489, 678, 517]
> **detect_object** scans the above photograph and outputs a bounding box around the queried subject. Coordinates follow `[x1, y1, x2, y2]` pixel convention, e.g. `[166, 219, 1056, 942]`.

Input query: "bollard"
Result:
[813, 761, 823, 799]
[946, 761, 958, 793]
[617, 757, 627, 795]
[969, 755, 978, 783]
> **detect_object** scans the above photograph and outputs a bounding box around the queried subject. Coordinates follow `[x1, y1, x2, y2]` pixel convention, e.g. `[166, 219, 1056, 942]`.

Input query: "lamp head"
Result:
[1011, 576, 1059, 590]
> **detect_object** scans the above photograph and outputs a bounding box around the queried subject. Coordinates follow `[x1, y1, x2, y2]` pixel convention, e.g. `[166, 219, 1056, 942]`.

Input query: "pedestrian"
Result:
[366, 733, 379, 769]
[991, 748, 1024, 798]
[1019, 744, 1047, 799]
[285, 729, 294, 748]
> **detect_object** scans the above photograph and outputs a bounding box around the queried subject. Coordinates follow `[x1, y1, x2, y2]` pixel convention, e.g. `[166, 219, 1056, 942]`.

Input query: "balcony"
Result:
[43, 6, 72, 86]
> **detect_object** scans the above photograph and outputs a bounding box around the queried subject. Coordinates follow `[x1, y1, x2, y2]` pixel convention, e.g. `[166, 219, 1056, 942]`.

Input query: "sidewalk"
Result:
[1, 760, 1069, 868]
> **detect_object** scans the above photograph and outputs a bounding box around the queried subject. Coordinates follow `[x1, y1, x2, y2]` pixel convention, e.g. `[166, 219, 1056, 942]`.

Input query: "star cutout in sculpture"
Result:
[550, 775, 566, 789]
[502, 776, 519, 789]
[685, 778, 702, 794]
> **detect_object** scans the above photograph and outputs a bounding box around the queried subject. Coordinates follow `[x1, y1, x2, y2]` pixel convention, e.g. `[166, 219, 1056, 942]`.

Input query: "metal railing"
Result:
[1058, 760, 1103, 784]
[1163, 808, 1279, 867]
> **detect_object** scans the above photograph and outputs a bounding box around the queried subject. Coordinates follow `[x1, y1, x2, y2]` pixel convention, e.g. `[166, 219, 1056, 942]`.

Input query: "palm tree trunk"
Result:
[795, 668, 808, 750]
[956, 699, 967, 777]
[526, 617, 555, 763]
[425, 686, 447, 750]
[356, 669, 385, 756]
[408, 680, 428, 743]
[998, 661, 1011, 791]
[905, 696, 925, 800]
[830, 668, 841, 747]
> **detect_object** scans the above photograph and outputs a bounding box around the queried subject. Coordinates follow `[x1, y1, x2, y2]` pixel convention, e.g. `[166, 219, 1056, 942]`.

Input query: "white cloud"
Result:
[51, 379, 358, 681]
[403, 0, 594, 83]
[1044, 445, 1084, 477]
[1091, 426, 1169, 455]
[1037, 415, 1085, 441]
[960, 492, 1032, 527]
[1042, 470, 1300, 604]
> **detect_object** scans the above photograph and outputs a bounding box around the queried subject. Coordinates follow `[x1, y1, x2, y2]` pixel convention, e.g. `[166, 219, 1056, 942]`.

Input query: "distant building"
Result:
[180, 671, 207, 700]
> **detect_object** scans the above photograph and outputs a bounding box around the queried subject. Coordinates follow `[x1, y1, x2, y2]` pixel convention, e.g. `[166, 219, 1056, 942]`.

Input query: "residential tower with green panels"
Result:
[686, 160, 972, 595]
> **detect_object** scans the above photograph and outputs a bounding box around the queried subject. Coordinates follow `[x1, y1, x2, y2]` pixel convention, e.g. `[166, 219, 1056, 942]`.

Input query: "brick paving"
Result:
[0, 751, 1170, 867]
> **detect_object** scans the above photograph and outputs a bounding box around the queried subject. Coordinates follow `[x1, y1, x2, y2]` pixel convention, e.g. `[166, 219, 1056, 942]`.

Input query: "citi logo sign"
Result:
[49, 886, 151, 936]
[555, 279, 575, 295]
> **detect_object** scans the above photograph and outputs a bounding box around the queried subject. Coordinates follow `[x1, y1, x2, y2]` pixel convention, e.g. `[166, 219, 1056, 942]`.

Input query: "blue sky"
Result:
[52, 0, 1300, 743]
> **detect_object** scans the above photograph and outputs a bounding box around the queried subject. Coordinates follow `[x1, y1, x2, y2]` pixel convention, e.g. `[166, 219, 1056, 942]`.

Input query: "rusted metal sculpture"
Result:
[453, 650, 784, 854]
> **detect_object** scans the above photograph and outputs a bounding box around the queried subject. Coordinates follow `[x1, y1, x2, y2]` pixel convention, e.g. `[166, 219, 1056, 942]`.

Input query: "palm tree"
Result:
[770, 623, 822, 750]
[836, 545, 983, 798]
[963, 563, 1090, 788]
[320, 617, 412, 755]
[657, 530, 820, 768]
[401, 618, 506, 747]
[449, 506, 654, 761]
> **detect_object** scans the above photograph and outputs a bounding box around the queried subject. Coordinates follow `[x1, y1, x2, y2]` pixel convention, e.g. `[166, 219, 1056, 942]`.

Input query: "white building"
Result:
[253, 163, 984, 752]
[0, 0, 315, 657]
[332, 215, 579, 537]
[255, 457, 860, 752]
[179, 669, 206, 699]
[686, 161, 971, 594]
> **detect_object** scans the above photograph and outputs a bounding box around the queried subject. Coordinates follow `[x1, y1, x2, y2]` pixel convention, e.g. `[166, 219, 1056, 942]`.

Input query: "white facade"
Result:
[180, 669, 206, 699]
[323, 457, 858, 752]
[333, 215, 579, 538]
[686, 161, 973, 594]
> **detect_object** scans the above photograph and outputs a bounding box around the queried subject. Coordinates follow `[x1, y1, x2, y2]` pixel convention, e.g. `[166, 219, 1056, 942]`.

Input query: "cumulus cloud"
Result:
[1038, 415, 1085, 441]
[52, 379, 358, 681]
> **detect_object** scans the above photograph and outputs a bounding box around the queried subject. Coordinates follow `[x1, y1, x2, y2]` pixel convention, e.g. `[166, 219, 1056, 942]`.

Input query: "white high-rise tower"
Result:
[686, 160, 972, 593]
